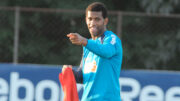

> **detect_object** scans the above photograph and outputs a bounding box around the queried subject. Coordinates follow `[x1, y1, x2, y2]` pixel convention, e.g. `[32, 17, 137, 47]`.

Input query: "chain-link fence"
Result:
[0, 7, 180, 70]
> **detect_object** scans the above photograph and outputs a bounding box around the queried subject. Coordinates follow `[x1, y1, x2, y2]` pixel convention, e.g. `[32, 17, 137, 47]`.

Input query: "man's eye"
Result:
[95, 18, 100, 21]
[88, 18, 92, 21]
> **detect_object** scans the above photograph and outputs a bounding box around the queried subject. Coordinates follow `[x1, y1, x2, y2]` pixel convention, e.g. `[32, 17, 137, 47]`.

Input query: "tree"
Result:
[140, 0, 180, 14]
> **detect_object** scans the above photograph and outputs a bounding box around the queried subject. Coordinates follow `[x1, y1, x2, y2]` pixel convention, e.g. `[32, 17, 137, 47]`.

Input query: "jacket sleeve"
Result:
[85, 35, 117, 58]
[72, 54, 83, 84]
[72, 67, 83, 84]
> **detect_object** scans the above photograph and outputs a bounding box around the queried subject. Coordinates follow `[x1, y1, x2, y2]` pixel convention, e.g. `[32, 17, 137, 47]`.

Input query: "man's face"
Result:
[86, 11, 108, 38]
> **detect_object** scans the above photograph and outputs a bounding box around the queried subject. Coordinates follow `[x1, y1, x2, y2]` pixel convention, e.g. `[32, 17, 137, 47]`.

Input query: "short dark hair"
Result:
[86, 2, 108, 19]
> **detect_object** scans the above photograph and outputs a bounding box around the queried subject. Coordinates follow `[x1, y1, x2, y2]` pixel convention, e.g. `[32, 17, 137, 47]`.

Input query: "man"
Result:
[63, 2, 123, 101]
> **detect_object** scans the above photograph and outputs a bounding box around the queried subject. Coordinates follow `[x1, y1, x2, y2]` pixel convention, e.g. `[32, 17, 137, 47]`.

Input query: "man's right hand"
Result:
[67, 33, 87, 46]
[62, 65, 72, 72]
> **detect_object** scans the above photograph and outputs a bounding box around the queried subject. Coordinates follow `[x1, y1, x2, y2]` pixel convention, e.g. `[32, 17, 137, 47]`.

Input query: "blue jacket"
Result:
[74, 30, 123, 101]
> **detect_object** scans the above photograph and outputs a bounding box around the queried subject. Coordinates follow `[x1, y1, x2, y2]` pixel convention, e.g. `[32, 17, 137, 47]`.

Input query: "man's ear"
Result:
[85, 16, 88, 25]
[104, 18, 108, 25]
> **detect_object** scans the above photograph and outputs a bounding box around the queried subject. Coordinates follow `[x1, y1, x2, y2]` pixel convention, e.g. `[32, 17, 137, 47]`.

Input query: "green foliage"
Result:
[16, 12, 85, 65]
[0, 0, 180, 70]
[140, 0, 179, 14]
[0, 11, 14, 62]
[122, 16, 180, 70]
[0, 30, 13, 62]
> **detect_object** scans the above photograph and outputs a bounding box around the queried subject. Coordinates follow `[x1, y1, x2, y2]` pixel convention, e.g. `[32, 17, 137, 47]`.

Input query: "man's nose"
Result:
[90, 20, 96, 26]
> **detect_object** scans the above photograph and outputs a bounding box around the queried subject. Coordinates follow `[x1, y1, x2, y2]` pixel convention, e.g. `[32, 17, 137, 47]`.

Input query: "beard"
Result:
[89, 26, 104, 37]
